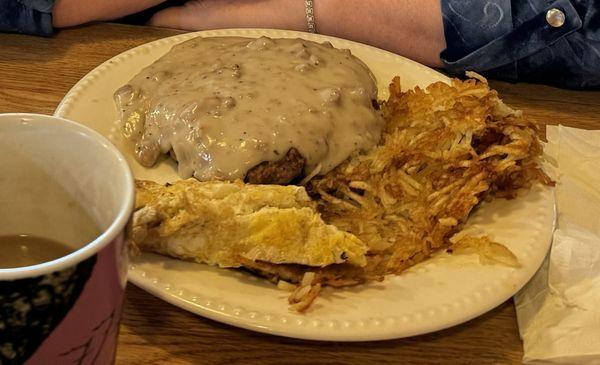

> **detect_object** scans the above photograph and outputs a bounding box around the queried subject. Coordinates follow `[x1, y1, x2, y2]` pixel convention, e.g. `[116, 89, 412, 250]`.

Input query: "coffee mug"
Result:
[0, 114, 134, 365]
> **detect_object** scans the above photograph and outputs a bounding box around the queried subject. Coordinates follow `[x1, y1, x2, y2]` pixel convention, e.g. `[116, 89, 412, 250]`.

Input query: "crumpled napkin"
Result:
[514, 125, 600, 364]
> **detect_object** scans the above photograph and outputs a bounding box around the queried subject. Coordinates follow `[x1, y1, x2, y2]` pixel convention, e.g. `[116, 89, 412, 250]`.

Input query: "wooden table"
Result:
[1, 23, 599, 365]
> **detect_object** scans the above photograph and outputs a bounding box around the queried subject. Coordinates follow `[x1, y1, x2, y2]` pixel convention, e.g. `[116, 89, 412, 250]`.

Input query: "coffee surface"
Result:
[0, 235, 76, 268]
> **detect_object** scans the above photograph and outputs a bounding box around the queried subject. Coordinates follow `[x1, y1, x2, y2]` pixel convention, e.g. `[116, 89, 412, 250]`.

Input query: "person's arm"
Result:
[315, 1, 446, 67]
[52, 0, 166, 27]
[148, 0, 446, 67]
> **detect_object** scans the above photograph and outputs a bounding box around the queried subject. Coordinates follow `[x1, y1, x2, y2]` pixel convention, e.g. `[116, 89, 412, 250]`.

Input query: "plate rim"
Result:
[54, 28, 555, 341]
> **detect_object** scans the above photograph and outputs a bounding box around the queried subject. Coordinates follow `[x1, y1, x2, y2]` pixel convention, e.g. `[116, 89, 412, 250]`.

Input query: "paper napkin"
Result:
[514, 125, 600, 364]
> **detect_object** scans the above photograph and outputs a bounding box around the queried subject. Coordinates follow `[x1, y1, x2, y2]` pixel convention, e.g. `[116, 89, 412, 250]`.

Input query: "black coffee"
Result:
[0, 235, 76, 269]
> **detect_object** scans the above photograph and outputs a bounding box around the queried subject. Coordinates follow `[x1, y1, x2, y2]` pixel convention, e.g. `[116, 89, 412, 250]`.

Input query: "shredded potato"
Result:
[309, 76, 549, 279]
[452, 236, 521, 268]
[288, 272, 321, 312]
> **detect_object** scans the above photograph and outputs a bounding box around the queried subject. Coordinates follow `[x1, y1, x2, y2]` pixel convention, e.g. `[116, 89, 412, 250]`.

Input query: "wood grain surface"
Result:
[1, 22, 599, 365]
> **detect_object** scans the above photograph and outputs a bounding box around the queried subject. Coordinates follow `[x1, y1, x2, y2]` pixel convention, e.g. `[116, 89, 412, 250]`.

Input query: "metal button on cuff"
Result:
[546, 8, 566, 28]
[440, 0, 583, 78]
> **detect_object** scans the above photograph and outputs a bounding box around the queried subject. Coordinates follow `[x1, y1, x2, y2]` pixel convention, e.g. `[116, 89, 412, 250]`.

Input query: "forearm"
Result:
[149, 0, 445, 66]
[52, 0, 166, 27]
[314, 0, 445, 67]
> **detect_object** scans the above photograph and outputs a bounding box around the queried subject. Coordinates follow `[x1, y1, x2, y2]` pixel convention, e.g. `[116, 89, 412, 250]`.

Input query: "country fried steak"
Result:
[244, 148, 306, 185]
[115, 36, 383, 182]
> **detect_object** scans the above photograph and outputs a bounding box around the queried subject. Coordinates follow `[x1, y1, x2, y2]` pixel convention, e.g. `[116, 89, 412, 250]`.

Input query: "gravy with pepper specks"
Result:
[115, 36, 383, 181]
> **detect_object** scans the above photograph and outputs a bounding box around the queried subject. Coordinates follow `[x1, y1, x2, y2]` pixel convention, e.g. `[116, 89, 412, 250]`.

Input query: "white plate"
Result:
[55, 28, 555, 341]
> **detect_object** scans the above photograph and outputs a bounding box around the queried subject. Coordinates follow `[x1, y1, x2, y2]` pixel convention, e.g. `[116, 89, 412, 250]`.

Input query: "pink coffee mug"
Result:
[0, 114, 134, 365]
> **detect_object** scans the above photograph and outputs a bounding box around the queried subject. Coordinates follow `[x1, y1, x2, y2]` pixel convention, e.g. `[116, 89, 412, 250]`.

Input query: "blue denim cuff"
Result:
[0, 0, 54, 36]
[440, 0, 583, 79]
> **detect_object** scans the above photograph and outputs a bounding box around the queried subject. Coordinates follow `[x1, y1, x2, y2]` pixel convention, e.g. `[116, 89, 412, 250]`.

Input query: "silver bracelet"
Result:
[305, 0, 317, 33]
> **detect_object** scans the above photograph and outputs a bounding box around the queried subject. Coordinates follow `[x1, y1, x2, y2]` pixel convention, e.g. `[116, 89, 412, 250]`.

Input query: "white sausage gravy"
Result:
[114, 36, 383, 181]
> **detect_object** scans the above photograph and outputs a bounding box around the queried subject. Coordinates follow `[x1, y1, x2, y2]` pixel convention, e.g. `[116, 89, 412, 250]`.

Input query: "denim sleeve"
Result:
[440, 0, 600, 89]
[0, 0, 54, 36]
